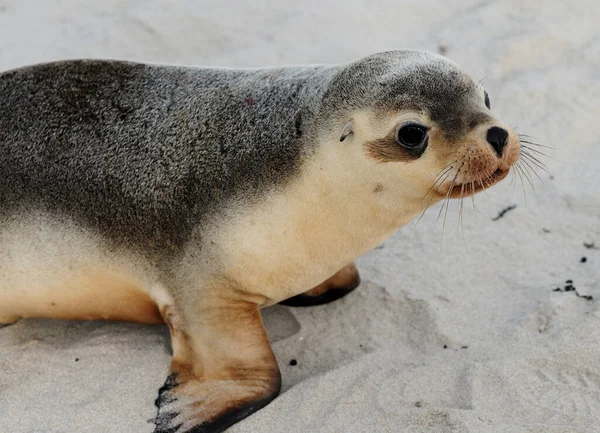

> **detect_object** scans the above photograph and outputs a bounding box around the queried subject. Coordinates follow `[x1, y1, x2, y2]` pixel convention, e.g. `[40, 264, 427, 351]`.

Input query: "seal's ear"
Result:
[339, 121, 354, 142]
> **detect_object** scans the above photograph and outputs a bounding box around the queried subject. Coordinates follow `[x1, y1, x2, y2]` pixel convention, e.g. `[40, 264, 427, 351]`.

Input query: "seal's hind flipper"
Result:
[280, 263, 361, 307]
[152, 301, 281, 433]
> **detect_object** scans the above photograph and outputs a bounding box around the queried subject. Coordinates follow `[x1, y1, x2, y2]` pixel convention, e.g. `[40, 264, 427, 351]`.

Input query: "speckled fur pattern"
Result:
[318, 51, 492, 139]
[0, 60, 334, 259]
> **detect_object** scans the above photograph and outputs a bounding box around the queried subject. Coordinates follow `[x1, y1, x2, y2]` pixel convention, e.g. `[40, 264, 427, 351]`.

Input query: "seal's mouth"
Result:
[437, 168, 510, 198]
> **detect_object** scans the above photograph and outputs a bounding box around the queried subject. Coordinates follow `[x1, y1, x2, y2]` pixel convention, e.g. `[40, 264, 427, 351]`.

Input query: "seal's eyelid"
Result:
[484, 90, 491, 109]
[397, 121, 430, 131]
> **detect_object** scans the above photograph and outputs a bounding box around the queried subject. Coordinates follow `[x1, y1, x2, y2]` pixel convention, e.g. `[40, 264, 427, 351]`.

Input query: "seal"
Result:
[0, 50, 520, 432]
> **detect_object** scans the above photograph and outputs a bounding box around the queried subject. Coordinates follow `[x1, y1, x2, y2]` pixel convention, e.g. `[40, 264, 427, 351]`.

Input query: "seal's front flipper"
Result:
[0, 313, 19, 327]
[152, 301, 281, 433]
[280, 262, 361, 307]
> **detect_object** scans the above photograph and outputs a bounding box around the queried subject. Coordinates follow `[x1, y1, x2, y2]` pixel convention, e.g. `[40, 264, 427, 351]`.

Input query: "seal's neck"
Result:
[213, 144, 428, 303]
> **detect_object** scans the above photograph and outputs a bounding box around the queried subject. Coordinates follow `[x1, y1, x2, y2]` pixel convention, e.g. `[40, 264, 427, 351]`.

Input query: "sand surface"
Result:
[1, 1, 600, 432]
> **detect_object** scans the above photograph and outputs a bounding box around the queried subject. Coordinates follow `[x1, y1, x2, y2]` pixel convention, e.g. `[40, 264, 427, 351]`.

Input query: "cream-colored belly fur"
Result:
[0, 213, 165, 324]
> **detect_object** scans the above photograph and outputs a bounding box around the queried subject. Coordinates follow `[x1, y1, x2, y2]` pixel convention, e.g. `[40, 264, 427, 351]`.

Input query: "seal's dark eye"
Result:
[396, 123, 428, 148]
[484, 91, 491, 109]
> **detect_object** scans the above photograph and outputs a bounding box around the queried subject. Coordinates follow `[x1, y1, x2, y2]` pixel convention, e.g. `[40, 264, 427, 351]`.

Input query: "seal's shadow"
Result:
[0, 305, 302, 358]
[1, 284, 440, 394]
[263, 281, 446, 391]
[0, 317, 171, 354]
[0, 305, 301, 363]
[262, 305, 301, 343]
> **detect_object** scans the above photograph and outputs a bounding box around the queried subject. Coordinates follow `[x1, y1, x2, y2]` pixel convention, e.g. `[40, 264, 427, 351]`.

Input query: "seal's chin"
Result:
[437, 168, 510, 198]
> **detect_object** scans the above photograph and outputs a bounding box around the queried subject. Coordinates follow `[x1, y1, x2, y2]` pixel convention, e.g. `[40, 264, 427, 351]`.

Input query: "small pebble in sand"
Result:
[581, 257, 587, 263]
[492, 205, 517, 221]
[415, 401, 422, 408]
[552, 281, 594, 301]
[289, 359, 297, 366]
[75, 358, 79, 362]
[443, 345, 448, 349]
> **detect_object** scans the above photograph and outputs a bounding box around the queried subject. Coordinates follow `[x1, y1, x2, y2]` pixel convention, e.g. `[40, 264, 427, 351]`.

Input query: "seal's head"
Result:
[321, 50, 520, 212]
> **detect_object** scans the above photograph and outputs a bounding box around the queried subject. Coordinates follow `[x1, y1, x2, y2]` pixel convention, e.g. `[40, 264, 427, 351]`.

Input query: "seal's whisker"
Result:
[433, 160, 456, 181]
[519, 159, 540, 192]
[435, 175, 458, 231]
[442, 159, 458, 176]
[437, 160, 458, 178]
[440, 162, 465, 242]
[521, 148, 557, 168]
[482, 175, 495, 195]
[441, 178, 457, 243]
[516, 132, 544, 142]
[470, 182, 482, 215]
[520, 144, 550, 159]
[434, 161, 464, 230]
[520, 166, 541, 207]
[457, 184, 464, 239]
[435, 187, 452, 231]
[422, 161, 457, 199]
[422, 176, 448, 201]
[477, 176, 491, 199]
[520, 154, 545, 183]
[509, 168, 519, 199]
[518, 138, 554, 150]
[439, 195, 451, 243]
[521, 150, 552, 175]
[514, 163, 529, 205]
[507, 167, 517, 189]
[516, 161, 540, 206]
[521, 144, 554, 161]
[523, 158, 544, 183]
[519, 142, 548, 151]
[408, 173, 451, 236]
[458, 185, 467, 246]
[427, 166, 455, 196]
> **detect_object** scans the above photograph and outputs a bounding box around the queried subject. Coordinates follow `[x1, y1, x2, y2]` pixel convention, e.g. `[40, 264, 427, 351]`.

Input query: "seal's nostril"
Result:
[486, 127, 508, 157]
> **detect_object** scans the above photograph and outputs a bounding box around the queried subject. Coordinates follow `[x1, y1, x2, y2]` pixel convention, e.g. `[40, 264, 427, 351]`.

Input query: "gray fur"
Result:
[320, 50, 491, 138]
[0, 60, 335, 258]
[0, 50, 485, 260]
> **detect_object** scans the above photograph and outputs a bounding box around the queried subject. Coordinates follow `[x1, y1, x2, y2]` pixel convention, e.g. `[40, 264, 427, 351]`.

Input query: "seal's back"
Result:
[0, 60, 332, 255]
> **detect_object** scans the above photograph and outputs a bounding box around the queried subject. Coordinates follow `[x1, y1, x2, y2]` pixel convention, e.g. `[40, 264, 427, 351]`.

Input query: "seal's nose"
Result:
[486, 127, 508, 157]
